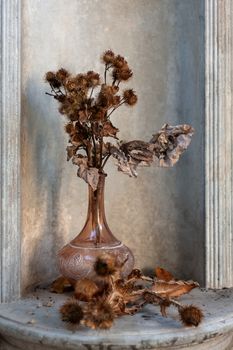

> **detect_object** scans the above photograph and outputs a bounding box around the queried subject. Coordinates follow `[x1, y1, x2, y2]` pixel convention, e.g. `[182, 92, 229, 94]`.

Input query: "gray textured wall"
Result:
[21, 0, 205, 292]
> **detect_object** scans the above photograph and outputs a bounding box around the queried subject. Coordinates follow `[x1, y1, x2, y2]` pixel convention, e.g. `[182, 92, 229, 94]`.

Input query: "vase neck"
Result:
[71, 174, 121, 247]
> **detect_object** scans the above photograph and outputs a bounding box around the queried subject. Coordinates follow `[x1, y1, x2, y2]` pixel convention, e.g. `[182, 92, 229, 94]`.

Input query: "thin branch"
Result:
[99, 137, 103, 168]
[89, 86, 95, 99]
[107, 99, 125, 119]
[104, 64, 107, 84]
[91, 125, 97, 167]
[49, 83, 59, 96]
[45, 92, 56, 97]
[101, 153, 111, 170]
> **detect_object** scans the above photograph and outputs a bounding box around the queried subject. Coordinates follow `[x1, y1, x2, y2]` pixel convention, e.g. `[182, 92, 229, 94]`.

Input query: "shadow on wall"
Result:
[132, 0, 205, 285]
[21, 77, 66, 292]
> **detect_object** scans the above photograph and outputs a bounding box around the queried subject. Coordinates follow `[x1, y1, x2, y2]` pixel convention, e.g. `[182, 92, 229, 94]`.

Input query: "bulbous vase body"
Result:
[58, 174, 134, 280]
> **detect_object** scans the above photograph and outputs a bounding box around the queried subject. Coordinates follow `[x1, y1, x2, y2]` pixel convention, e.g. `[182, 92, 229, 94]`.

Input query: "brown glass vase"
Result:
[58, 173, 134, 280]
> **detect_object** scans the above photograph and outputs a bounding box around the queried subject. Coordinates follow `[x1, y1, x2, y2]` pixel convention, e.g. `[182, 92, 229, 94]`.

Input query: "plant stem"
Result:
[99, 137, 103, 168]
[45, 92, 56, 97]
[107, 100, 125, 119]
[101, 154, 111, 170]
[89, 86, 95, 99]
[91, 125, 97, 166]
[104, 64, 107, 84]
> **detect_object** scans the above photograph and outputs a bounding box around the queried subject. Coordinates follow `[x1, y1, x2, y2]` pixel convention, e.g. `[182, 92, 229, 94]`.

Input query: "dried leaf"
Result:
[101, 121, 119, 138]
[66, 145, 78, 161]
[108, 145, 137, 177]
[72, 155, 99, 190]
[155, 267, 174, 282]
[150, 124, 194, 167]
[151, 279, 199, 298]
[78, 109, 88, 123]
[50, 276, 73, 293]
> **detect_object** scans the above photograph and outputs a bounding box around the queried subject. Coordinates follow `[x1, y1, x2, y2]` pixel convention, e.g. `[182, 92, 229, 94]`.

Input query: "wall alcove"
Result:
[0, 0, 233, 349]
[20, 0, 205, 293]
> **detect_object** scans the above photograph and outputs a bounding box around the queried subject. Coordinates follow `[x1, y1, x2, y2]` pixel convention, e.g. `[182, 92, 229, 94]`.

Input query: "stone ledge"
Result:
[0, 288, 233, 349]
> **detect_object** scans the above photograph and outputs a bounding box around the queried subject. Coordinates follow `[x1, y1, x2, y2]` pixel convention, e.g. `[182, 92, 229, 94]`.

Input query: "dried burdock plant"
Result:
[94, 254, 117, 277]
[179, 305, 204, 327]
[45, 50, 194, 190]
[60, 299, 84, 324]
[59, 257, 204, 330]
[74, 278, 99, 302]
[82, 299, 115, 330]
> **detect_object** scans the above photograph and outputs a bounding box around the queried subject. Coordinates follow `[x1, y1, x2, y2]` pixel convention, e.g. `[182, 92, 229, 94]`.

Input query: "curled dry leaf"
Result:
[151, 279, 199, 298]
[101, 120, 119, 138]
[66, 145, 78, 161]
[155, 267, 174, 282]
[72, 155, 99, 191]
[50, 276, 73, 294]
[110, 146, 138, 177]
[150, 124, 194, 167]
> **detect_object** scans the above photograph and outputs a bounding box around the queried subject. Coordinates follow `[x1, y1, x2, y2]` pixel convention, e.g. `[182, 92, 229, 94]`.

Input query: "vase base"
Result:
[58, 241, 134, 281]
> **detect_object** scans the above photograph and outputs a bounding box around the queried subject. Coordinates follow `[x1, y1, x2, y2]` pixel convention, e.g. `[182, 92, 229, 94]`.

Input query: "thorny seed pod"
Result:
[56, 68, 70, 82]
[83, 300, 115, 330]
[123, 89, 138, 106]
[179, 305, 204, 327]
[113, 67, 133, 82]
[74, 278, 99, 302]
[65, 79, 79, 92]
[102, 49, 115, 64]
[45, 71, 56, 83]
[114, 55, 126, 69]
[86, 71, 100, 87]
[94, 254, 116, 277]
[60, 299, 84, 324]
[64, 122, 76, 135]
[75, 74, 89, 88]
[45, 71, 61, 89]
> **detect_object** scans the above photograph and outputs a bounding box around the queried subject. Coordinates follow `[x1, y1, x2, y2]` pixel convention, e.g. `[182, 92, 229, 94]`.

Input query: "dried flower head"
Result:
[74, 278, 99, 302]
[74, 74, 89, 89]
[102, 49, 115, 64]
[56, 68, 70, 82]
[123, 89, 138, 106]
[64, 122, 76, 135]
[83, 300, 115, 329]
[179, 305, 203, 327]
[113, 66, 133, 82]
[114, 55, 126, 68]
[94, 254, 116, 277]
[65, 78, 79, 92]
[60, 299, 84, 324]
[86, 71, 100, 87]
[45, 71, 61, 89]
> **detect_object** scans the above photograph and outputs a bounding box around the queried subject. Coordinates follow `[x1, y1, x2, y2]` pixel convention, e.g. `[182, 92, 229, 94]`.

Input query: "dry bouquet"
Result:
[45, 50, 202, 329]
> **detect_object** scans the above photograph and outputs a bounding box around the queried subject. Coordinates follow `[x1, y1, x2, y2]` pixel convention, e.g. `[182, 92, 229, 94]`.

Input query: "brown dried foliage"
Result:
[58, 255, 203, 331]
[45, 50, 193, 191]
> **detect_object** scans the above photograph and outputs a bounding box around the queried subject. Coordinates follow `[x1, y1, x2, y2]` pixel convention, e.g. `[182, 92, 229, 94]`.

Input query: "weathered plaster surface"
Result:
[21, 0, 205, 292]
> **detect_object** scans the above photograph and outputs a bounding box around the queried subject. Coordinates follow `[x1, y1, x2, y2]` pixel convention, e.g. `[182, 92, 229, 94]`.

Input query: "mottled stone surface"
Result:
[1, 288, 233, 349]
[21, 0, 205, 292]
